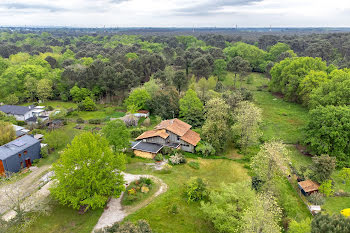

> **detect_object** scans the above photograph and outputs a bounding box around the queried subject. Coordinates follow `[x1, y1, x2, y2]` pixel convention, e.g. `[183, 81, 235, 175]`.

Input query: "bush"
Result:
[88, 119, 102, 124]
[195, 141, 216, 157]
[154, 154, 163, 162]
[101, 220, 152, 233]
[46, 106, 54, 111]
[78, 97, 97, 111]
[169, 153, 186, 165]
[185, 177, 208, 203]
[76, 118, 84, 124]
[162, 147, 177, 155]
[188, 161, 200, 170]
[307, 192, 325, 205]
[130, 127, 147, 138]
[41, 146, 49, 158]
[319, 180, 334, 197]
[168, 203, 179, 215]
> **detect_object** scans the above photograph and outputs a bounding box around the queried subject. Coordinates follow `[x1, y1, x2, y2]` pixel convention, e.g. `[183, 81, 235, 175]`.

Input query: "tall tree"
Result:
[179, 89, 204, 127]
[0, 121, 16, 146]
[309, 155, 336, 183]
[50, 132, 125, 211]
[227, 56, 251, 88]
[232, 101, 262, 150]
[201, 182, 255, 233]
[202, 98, 230, 152]
[102, 120, 130, 152]
[241, 192, 282, 233]
[191, 57, 211, 78]
[124, 88, 151, 112]
[250, 140, 289, 184]
[311, 214, 350, 233]
[213, 59, 227, 81]
[304, 105, 350, 167]
[36, 78, 52, 102]
[172, 71, 188, 93]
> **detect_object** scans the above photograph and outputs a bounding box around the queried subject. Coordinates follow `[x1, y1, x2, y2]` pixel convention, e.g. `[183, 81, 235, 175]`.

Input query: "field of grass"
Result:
[240, 73, 310, 144]
[24, 200, 103, 233]
[124, 157, 250, 233]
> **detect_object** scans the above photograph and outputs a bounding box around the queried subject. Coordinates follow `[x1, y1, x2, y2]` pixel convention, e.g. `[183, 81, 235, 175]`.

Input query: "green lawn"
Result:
[124, 157, 250, 233]
[25, 200, 103, 233]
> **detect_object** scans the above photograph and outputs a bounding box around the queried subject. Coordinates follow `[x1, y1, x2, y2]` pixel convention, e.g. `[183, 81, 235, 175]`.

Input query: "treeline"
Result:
[270, 56, 350, 167]
[0, 31, 295, 104]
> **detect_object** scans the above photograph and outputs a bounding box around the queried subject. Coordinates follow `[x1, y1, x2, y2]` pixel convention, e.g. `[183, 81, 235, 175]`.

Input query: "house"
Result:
[0, 105, 48, 123]
[132, 118, 201, 158]
[0, 135, 41, 176]
[133, 110, 150, 118]
[12, 124, 30, 138]
[298, 180, 320, 196]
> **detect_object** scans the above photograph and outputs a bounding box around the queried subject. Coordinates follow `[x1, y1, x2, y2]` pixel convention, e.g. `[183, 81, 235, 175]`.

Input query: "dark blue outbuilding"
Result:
[0, 135, 41, 176]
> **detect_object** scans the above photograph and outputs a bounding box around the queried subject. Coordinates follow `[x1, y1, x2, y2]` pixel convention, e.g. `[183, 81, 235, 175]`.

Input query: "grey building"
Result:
[132, 119, 201, 158]
[0, 105, 48, 122]
[0, 135, 41, 176]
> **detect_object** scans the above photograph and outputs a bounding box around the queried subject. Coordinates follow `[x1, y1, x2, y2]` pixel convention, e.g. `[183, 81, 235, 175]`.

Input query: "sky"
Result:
[0, 0, 350, 27]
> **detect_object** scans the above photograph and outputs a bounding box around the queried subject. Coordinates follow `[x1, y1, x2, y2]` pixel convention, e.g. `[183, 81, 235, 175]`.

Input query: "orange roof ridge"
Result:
[135, 129, 169, 140]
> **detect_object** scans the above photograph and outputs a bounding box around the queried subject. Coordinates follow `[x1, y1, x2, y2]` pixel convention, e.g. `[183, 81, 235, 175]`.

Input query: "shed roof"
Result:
[180, 130, 201, 146]
[132, 141, 163, 153]
[155, 118, 192, 136]
[0, 135, 40, 160]
[0, 105, 33, 115]
[298, 180, 320, 193]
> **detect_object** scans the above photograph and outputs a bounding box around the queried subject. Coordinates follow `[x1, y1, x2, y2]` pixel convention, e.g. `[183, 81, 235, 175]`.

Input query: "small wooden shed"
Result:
[298, 180, 320, 196]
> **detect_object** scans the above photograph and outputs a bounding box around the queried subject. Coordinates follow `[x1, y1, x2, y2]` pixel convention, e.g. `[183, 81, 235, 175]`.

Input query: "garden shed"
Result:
[0, 135, 41, 176]
[298, 180, 320, 196]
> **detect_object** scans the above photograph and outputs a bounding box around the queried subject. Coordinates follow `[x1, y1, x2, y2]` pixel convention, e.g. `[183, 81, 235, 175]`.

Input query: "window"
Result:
[177, 136, 180, 141]
[20, 162, 23, 168]
[18, 153, 21, 158]
[24, 151, 27, 155]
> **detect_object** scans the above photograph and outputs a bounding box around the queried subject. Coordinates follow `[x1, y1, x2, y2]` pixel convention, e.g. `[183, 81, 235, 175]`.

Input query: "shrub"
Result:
[102, 220, 152, 233]
[162, 147, 177, 155]
[130, 127, 147, 138]
[185, 177, 208, 203]
[154, 154, 163, 162]
[139, 177, 152, 186]
[195, 141, 216, 157]
[169, 153, 186, 165]
[168, 203, 179, 215]
[76, 118, 84, 124]
[319, 180, 334, 197]
[46, 106, 54, 111]
[88, 119, 102, 124]
[307, 192, 325, 205]
[142, 117, 151, 127]
[41, 146, 49, 158]
[78, 97, 97, 111]
[188, 161, 200, 170]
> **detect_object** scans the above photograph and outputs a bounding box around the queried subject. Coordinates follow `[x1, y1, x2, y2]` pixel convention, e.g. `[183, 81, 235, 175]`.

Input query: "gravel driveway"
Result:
[93, 172, 167, 232]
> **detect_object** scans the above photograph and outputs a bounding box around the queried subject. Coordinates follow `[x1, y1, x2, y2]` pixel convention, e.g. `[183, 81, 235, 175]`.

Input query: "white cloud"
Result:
[0, 0, 349, 27]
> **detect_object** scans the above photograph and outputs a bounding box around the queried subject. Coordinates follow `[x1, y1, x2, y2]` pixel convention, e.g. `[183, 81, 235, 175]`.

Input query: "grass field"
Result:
[24, 200, 103, 233]
[124, 157, 250, 233]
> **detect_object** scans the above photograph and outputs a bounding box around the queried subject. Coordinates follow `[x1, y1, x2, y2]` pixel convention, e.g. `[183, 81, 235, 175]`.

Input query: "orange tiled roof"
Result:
[180, 129, 201, 146]
[135, 129, 169, 140]
[155, 118, 192, 136]
[298, 180, 320, 193]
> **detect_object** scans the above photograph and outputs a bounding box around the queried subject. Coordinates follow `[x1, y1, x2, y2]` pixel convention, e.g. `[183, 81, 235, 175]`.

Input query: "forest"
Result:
[1, 28, 350, 233]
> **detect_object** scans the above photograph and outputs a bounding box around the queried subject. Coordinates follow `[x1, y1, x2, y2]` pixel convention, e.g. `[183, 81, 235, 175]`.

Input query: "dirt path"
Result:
[93, 173, 167, 232]
[0, 165, 51, 215]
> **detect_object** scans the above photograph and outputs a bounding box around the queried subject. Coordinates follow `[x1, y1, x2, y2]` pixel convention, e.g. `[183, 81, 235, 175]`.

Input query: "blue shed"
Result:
[0, 135, 41, 176]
